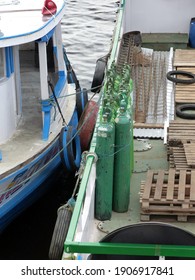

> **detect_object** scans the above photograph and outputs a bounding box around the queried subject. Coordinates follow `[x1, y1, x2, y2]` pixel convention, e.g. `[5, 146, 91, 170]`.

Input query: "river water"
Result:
[0, 0, 117, 260]
[61, 0, 117, 89]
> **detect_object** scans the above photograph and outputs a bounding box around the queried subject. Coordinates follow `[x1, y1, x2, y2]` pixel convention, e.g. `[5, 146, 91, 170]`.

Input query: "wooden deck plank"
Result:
[140, 169, 195, 221]
[178, 170, 186, 201]
[142, 170, 154, 200]
[176, 67, 195, 73]
[142, 205, 195, 213]
[184, 143, 195, 166]
[190, 170, 195, 202]
[154, 170, 164, 200]
[174, 49, 195, 67]
[166, 169, 175, 200]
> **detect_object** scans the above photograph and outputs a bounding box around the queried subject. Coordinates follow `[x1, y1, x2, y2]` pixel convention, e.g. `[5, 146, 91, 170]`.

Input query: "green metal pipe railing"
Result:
[64, 0, 126, 253]
[65, 241, 195, 258]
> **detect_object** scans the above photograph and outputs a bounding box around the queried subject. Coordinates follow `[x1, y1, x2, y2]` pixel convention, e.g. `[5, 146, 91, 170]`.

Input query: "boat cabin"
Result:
[0, 0, 73, 173]
[0, 0, 81, 234]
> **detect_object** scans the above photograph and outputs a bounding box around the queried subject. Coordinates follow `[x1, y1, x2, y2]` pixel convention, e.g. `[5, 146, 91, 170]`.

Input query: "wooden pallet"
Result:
[175, 66, 195, 73]
[183, 143, 195, 167]
[174, 49, 195, 67]
[167, 120, 195, 170]
[175, 67, 195, 103]
[167, 120, 195, 146]
[175, 84, 195, 103]
[140, 169, 195, 221]
[169, 146, 189, 170]
[173, 50, 195, 103]
[167, 120, 195, 168]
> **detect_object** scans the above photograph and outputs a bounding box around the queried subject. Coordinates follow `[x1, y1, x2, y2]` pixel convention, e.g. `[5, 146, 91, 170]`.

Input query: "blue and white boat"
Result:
[0, 0, 85, 232]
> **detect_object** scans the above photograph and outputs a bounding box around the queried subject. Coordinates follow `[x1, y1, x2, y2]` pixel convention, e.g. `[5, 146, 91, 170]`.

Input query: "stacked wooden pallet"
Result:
[184, 143, 195, 166]
[173, 49, 195, 104]
[167, 120, 195, 169]
[169, 146, 188, 170]
[139, 50, 195, 221]
[140, 169, 195, 221]
[174, 49, 195, 67]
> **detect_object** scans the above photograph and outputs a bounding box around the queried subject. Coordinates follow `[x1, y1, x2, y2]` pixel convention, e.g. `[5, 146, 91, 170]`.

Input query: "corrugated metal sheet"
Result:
[134, 128, 164, 139]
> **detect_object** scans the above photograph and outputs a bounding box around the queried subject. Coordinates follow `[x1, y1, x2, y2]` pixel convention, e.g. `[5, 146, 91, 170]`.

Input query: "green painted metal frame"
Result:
[64, 0, 195, 258]
[65, 242, 195, 258]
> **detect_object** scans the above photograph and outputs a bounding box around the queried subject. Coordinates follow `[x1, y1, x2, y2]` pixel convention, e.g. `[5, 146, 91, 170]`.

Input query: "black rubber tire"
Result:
[83, 88, 88, 110]
[66, 126, 80, 171]
[59, 126, 81, 172]
[125, 30, 142, 46]
[176, 104, 195, 119]
[49, 208, 72, 260]
[76, 88, 88, 120]
[91, 57, 107, 93]
[166, 70, 195, 84]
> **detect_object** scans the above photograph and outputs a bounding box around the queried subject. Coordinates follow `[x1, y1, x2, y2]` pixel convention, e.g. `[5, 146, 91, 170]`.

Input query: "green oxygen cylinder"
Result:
[113, 100, 131, 213]
[121, 80, 134, 175]
[95, 112, 115, 220]
[126, 78, 134, 174]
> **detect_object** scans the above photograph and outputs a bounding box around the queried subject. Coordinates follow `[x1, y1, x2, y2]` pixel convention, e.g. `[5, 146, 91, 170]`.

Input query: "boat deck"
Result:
[87, 139, 195, 245]
[0, 50, 75, 176]
[91, 45, 195, 241]
[63, 24, 195, 259]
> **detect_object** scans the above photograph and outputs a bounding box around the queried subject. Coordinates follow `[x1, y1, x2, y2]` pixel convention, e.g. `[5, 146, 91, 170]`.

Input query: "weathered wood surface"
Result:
[140, 169, 195, 221]
[174, 49, 195, 67]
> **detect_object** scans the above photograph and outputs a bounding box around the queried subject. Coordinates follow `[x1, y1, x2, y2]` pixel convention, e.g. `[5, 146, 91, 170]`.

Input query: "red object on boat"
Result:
[78, 100, 99, 152]
[42, 0, 57, 15]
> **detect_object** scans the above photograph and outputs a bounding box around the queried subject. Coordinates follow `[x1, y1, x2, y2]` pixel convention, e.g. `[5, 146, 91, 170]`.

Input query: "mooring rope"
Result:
[0, 86, 102, 196]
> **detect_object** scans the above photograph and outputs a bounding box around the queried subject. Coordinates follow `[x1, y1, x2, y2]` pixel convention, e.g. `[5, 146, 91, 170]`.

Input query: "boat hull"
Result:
[0, 0, 83, 234]
[0, 111, 78, 233]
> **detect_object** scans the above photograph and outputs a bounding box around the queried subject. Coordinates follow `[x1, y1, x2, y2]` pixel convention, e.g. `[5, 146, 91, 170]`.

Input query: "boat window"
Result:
[0, 49, 5, 78]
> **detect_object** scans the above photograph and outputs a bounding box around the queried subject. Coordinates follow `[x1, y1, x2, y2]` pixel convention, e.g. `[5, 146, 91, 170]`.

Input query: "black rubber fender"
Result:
[176, 104, 195, 119]
[91, 56, 107, 93]
[166, 70, 195, 84]
[63, 48, 80, 90]
[49, 207, 72, 260]
[59, 126, 81, 172]
[76, 88, 88, 120]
